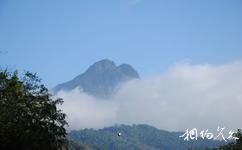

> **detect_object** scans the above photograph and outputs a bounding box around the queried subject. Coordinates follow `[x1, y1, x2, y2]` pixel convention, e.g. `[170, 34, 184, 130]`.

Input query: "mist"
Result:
[56, 61, 242, 132]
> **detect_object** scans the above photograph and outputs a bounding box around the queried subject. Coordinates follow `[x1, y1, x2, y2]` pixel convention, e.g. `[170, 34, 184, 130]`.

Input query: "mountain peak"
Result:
[86, 59, 116, 73]
[118, 64, 139, 78]
[54, 59, 139, 98]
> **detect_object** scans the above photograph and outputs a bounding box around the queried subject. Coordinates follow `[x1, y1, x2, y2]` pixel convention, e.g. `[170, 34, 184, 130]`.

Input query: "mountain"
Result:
[68, 124, 225, 150]
[53, 59, 139, 98]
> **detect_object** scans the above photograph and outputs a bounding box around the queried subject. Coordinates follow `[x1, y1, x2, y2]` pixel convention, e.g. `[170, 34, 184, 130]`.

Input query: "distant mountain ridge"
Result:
[53, 59, 139, 98]
[68, 124, 225, 150]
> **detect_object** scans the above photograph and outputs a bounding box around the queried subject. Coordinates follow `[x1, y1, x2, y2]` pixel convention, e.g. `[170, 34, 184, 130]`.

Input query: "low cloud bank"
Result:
[57, 61, 242, 131]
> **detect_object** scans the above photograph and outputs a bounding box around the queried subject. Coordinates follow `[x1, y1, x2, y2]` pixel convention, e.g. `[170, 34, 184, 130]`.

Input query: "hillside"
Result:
[68, 124, 225, 150]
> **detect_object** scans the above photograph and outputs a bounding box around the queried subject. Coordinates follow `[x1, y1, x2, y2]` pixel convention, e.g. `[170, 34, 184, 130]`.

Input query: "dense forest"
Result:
[68, 124, 226, 150]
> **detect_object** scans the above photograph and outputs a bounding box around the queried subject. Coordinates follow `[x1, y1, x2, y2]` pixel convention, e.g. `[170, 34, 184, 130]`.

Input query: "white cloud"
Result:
[57, 89, 118, 129]
[56, 61, 242, 132]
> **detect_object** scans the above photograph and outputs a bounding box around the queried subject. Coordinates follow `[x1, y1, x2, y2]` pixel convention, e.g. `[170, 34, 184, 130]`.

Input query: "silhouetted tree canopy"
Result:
[217, 129, 242, 150]
[0, 70, 68, 150]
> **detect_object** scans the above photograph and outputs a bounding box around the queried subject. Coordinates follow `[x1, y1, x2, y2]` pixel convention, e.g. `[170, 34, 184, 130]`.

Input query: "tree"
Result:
[0, 70, 68, 150]
[217, 129, 242, 150]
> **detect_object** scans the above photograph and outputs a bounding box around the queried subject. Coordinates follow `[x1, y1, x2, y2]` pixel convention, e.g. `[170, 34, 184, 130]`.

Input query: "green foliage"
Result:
[0, 70, 68, 150]
[216, 129, 242, 150]
[68, 124, 225, 150]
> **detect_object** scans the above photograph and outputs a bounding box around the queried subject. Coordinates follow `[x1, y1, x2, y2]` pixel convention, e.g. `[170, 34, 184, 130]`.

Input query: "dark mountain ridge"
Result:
[53, 59, 139, 98]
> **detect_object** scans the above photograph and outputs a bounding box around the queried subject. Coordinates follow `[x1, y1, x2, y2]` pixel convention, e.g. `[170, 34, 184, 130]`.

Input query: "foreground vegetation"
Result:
[215, 129, 242, 150]
[0, 70, 67, 150]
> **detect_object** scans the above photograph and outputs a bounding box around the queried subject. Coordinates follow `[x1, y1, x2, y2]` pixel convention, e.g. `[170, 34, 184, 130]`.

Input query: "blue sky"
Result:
[0, 0, 242, 88]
